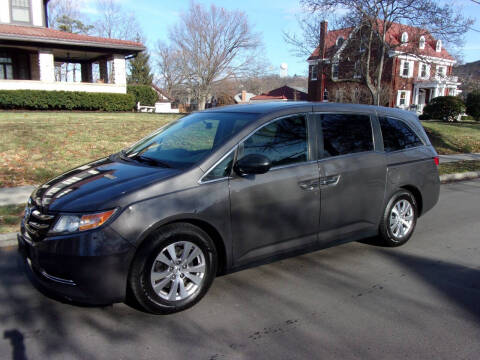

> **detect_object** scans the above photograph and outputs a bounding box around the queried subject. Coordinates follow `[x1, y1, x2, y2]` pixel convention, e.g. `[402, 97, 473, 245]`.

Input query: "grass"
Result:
[0, 112, 182, 187]
[438, 160, 480, 176]
[0, 204, 25, 234]
[421, 121, 480, 155]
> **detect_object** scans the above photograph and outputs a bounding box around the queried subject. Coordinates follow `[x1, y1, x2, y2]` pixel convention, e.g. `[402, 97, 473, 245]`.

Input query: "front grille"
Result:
[23, 199, 55, 242]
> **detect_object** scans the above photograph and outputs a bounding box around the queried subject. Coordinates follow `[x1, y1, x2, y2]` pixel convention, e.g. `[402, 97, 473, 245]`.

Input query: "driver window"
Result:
[239, 114, 308, 168]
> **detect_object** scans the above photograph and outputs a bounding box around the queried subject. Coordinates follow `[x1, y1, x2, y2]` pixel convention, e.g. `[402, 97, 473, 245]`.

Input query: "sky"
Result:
[84, 0, 480, 76]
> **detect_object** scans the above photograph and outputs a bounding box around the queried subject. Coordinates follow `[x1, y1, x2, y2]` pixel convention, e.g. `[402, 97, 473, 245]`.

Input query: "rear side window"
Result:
[240, 114, 308, 167]
[379, 117, 423, 152]
[321, 114, 373, 157]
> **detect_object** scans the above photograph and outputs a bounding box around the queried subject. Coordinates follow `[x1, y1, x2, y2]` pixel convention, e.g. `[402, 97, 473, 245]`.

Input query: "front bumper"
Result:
[18, 226, 136, 305]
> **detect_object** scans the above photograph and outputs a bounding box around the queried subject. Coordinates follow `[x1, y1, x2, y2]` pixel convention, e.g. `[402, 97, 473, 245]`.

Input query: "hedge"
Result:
[0, 90, 136, 111]
[127, 85, 158, 106]
[422, 96, 465, 122]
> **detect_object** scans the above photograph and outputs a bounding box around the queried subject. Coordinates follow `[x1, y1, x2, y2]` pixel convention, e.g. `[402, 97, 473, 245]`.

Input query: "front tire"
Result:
[128, 223, 217, 314]
[378, 190, 418, 247]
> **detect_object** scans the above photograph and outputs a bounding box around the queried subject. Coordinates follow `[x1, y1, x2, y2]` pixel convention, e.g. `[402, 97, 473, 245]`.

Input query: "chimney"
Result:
[241, 90, 246, 103]
[319, 20, 328, 59]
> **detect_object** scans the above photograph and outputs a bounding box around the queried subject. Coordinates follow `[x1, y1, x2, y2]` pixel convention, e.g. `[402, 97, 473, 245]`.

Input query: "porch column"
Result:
[413, 86, 419, 105]
[99, 59, 108, 83]
[111, 54, 126, 86]
[81, 62, 93, 83]
[38, 50, 55, 82]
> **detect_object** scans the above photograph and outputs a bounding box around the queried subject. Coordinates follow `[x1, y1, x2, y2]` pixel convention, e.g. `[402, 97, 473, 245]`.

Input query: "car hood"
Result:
[32, 156, 181, 212]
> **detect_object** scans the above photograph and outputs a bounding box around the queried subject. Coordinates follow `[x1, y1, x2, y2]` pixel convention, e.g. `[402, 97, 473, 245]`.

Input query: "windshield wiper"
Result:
[131, 155, 172, 168]
[118, 149, 134, 162]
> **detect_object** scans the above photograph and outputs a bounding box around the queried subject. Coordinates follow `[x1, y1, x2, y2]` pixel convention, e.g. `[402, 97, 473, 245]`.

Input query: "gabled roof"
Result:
[308, 21, 454, 62]
[0, 24, 144, 52]
[308, 27, 353, 60]
[251, 85, 308, 101]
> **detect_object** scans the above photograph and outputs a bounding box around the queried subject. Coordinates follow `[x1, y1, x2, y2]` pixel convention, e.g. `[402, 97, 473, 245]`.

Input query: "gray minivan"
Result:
[18, 102, 440, 314]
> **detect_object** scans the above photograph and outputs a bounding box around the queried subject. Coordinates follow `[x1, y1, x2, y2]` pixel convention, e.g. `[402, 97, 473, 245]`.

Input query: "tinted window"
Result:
[321, 114, 373, 157]
[202, 151, 235, 182]
[379, 117, 423, 152]
[240, 115, 308, 167]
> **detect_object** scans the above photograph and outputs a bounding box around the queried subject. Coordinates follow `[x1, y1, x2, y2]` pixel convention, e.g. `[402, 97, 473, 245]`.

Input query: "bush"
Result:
[466, 91, 480, 121]
[0, 90, 135, 111]
[127, 85, 158, 106]
[422, 96, 465, 122]
[418, 113, 431, 120]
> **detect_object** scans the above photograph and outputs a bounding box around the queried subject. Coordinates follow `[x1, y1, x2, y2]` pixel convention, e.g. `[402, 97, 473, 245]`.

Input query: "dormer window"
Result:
[11, 0, 32, 24]
[436, 40, 442, 52]
[336, 37, 345, 47]
[419, 36, 426, 50]
[401, 32, 408, 45]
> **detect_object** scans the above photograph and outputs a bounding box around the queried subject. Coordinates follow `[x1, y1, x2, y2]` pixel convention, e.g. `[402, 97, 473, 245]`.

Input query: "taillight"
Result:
[434, 156, 439, 166]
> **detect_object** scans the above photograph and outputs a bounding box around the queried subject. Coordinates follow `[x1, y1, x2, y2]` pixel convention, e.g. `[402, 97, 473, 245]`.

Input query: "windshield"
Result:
[125, 112, 257, 169]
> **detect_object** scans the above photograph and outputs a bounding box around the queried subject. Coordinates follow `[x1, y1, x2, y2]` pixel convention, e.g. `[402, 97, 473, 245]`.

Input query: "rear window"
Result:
[321, 114, 374, 157]
[379, 117, 423, 152]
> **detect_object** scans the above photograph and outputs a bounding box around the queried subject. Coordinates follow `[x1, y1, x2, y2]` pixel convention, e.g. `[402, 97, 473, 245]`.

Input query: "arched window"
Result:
[436, 40, 442, 52]
[419, 36, 425, 50]
[401, 32, 408, 45]
[336, 37, 344, 47]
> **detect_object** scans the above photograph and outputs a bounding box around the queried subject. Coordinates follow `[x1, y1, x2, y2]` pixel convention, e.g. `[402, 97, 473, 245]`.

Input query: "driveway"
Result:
[1, 179, 479, 360]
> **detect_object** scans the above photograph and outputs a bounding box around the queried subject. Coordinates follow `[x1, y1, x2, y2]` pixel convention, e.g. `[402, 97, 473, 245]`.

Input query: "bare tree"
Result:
[296, 0, 473, 105]
[168, 2, 262, 110]
[156, 42, 186, 98]
[95, 0, 141, 40]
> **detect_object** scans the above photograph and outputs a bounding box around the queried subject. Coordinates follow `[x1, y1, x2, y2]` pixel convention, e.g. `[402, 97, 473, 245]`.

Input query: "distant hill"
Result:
[454, 60, 480, 81]
[453, 60, 480, 95]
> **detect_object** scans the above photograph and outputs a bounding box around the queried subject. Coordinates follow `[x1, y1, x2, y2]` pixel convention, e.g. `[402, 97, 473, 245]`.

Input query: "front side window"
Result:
[0, 53, 13, 79]
[11, 0, 31, 23]
[126, 112, 257, 169]
[239, 115, 308, 168]
[321, 114, 373, 157]
[202, 151, 235, 182]
[379, 117, 423, 152]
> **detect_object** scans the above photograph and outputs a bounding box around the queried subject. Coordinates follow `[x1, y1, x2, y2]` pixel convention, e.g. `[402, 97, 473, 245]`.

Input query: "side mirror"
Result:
[234, 154, 272, 176]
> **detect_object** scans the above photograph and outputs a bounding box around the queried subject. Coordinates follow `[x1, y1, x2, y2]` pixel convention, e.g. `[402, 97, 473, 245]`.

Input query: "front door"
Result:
[316, 113, 386, 244]
[229, 114, 320, 265]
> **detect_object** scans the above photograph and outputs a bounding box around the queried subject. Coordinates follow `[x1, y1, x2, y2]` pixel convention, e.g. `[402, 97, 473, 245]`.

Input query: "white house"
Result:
[0, 0, 144, 94]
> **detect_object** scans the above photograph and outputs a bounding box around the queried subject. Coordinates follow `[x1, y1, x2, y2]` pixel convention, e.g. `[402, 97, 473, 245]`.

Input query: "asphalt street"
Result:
[0, 179, 479, 360]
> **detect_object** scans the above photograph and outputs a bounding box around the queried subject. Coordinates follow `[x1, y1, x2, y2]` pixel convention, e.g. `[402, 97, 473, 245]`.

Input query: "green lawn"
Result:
[0, 112, 181, 187]
[421, 121, 480, 154]
[438, 160, 480, 176]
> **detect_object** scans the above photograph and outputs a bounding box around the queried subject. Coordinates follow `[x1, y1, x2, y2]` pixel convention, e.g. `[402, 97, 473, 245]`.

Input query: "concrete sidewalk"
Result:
[0, 185, 35, 206]
[439, 153, 480, 163]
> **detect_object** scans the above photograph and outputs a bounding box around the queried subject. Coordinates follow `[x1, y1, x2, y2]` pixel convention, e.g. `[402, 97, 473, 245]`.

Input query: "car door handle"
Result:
[298, 179, 319, 191]
[319, 175, 340, 186]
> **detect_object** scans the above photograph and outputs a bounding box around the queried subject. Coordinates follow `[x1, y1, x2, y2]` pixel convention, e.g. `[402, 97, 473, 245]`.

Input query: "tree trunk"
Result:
[374, 32, 387, 106]
[364, 28, 377, 105]
[197, 93, 207, 111]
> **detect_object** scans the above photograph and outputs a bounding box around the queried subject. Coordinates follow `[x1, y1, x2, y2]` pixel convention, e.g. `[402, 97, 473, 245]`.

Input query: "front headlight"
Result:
[51, 209, 116, 234]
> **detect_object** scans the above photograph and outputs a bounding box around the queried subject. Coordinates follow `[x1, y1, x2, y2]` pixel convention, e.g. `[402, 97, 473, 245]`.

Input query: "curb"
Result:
[1, 173, 479, 248]
[439, 171, 480, 184]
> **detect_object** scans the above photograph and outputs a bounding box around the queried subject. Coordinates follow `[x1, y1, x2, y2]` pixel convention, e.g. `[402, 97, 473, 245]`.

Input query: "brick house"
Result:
[250, 85, 308, 102]
[307, 21, 461, 113]
[0, 0, 144, 94]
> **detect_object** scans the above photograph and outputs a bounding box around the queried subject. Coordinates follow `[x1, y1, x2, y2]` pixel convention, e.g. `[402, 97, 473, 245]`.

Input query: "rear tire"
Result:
[128, 223, 217, 314]
[378, 190, 418, 247]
